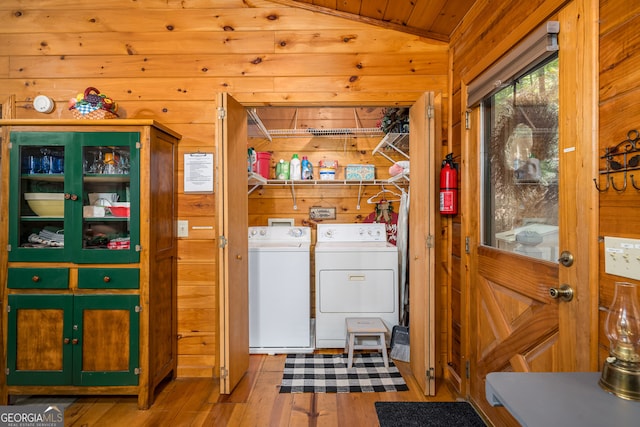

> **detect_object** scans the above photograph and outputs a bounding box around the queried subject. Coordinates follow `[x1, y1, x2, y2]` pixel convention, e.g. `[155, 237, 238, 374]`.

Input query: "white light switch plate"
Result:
[177, 220, 189, 238]
[604, 236, 640, 280]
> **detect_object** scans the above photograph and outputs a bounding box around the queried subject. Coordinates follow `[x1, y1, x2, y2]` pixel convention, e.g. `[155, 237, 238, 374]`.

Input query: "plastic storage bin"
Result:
[256, 152, 272, 179]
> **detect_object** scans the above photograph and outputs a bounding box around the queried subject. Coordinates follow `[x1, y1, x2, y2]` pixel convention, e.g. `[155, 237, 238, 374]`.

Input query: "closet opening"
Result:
[245, 105, 411, 357]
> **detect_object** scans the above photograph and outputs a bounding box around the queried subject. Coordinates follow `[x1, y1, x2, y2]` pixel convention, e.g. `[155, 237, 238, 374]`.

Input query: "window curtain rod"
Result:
[467, 21, 559, 108]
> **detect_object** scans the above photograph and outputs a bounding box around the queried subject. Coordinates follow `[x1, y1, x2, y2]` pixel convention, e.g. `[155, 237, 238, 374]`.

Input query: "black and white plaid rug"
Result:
[279, 353, 409, 393]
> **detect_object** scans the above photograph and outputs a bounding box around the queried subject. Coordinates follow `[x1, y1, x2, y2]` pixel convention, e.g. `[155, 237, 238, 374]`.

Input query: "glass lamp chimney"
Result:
[605, 282, 640, 363]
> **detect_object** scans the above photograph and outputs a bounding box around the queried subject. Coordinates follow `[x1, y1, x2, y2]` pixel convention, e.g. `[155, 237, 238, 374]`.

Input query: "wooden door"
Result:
[73, 294, 140, 386]
[465, 107, 564, 426]
[6, 294, 73, 385]
[216, 93, 249, 394]
[409, 92, 438, 395]
[465, 5, 598, 422]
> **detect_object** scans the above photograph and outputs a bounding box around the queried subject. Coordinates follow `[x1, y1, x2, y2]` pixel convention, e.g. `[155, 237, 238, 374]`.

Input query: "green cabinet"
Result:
[8, 131, 140, 263]
[6, 294, 140, 386]
[1, 120, 180, 409]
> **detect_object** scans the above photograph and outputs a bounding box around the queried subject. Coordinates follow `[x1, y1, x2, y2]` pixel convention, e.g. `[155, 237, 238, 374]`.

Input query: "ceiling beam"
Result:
[266, 0, 450, 42]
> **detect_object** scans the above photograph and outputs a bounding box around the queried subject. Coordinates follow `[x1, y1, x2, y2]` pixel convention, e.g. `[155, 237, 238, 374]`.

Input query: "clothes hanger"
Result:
[367, 185, 402, 204]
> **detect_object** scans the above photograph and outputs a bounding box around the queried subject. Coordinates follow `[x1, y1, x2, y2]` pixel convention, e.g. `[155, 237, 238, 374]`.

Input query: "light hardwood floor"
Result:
[63, 353, 458, 426]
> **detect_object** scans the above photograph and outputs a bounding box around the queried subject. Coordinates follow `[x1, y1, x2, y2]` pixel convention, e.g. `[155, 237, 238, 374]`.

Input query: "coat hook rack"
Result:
[594, 129, 640, 192]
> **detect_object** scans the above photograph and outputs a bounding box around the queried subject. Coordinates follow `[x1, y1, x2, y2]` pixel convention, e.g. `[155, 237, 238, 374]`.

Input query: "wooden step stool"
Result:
[345, 317, 389, 368]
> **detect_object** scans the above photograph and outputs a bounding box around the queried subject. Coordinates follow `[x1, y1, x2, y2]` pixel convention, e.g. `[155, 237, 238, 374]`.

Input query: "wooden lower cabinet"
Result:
[7, 294, 139, 387]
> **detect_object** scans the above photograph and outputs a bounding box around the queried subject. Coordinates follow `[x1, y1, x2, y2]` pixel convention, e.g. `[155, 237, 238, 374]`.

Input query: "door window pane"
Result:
[481, 57, 559, 262]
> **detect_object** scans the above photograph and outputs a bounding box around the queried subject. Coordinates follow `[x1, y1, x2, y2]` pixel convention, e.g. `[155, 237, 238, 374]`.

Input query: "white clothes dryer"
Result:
[314, 223, 399, 348]
[248, 226, 313, 354]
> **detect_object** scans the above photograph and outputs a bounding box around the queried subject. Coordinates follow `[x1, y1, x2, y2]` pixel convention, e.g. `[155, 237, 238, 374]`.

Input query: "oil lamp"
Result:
[599, 281, 640, 400]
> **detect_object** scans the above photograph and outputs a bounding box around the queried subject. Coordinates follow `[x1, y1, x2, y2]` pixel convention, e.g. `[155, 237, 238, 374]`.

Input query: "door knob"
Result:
[558, 251, 574, 267]
[549, 284, 573, 302]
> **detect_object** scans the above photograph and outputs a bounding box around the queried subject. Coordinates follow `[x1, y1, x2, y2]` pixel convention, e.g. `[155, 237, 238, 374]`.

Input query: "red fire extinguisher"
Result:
[440, 153, 458, 215]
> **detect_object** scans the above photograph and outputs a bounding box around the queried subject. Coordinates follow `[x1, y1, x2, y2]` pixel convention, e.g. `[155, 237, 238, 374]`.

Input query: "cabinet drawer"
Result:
[78, 268, 139, 289]
[7, 267, 69, 289]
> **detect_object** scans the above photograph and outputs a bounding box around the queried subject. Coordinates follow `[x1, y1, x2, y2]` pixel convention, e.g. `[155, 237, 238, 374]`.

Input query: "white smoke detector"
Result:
[33, 95, 55, 113]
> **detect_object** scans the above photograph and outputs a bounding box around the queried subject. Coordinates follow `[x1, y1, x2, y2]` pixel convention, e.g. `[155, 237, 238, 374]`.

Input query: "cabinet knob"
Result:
[236, 254, 242, 260]
[32, 275, 40, 282]
[64, 338, 70, 344]
[70, 194, 79, 201]
[103, 276, 111, 283]
[72, 339, 79, 345]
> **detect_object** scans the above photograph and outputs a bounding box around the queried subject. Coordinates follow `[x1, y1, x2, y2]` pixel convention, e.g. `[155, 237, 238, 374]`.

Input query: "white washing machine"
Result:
[248, 226, 313, 354]
[315, 223, 399, 348]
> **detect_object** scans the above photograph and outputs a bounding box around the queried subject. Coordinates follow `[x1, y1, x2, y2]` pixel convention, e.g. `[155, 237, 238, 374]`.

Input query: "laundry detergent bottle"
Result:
[276, 159, 289, 180]
[290, 154, 301, 180]
[301, 156, 313, 180]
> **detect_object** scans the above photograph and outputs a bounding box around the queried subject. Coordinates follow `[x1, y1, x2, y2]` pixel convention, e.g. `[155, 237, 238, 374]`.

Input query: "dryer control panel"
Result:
[317, 223, 386, 243]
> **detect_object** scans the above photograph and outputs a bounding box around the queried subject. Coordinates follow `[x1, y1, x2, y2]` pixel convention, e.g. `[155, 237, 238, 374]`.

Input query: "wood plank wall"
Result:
[0, 0, 448, 377]
[597, 0, 640, 363]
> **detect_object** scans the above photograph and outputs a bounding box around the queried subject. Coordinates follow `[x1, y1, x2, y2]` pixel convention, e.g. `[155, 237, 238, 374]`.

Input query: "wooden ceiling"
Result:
[268, 0, 476, 41]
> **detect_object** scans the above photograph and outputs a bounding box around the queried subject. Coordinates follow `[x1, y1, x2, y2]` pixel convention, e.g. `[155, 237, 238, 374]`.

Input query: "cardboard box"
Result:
[83, 205, 105, 218]
[345, 164, 375, 180]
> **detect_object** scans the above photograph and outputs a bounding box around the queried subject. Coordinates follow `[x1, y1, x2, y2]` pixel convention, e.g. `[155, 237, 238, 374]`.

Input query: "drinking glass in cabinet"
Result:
[21, 146, 64, 175]
[84, 148, 130, 175]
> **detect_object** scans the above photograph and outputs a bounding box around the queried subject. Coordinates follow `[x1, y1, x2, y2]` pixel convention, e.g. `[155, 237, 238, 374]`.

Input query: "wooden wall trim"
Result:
[557, 0, 600, 372]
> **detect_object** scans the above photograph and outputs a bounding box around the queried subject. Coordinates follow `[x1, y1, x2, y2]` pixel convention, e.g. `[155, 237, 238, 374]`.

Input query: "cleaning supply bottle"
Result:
[276, 159, 289, 180]
[290, 154, 301, 180]
[247, 147, 256, 172]
[301, 156, 313, 180]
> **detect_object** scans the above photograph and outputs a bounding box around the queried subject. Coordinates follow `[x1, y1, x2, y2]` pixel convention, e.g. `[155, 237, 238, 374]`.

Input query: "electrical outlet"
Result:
[177, 220, 189, 238]
[604, 236, 640, 280]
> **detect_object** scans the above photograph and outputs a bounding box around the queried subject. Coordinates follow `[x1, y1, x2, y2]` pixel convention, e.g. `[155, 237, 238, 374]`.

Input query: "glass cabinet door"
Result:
[9, 131, 140, 263]
[77, 132, 140, 263]
[9, 133, 72, 262]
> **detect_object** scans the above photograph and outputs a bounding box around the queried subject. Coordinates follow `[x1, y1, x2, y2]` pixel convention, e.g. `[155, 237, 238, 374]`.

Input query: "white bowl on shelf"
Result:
[88, 192, 119, 206]
[24, 193, 65, 217]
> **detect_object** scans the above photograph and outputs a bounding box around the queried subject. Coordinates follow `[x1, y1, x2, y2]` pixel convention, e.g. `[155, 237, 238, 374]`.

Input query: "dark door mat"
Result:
[375, 401, 487, 426]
